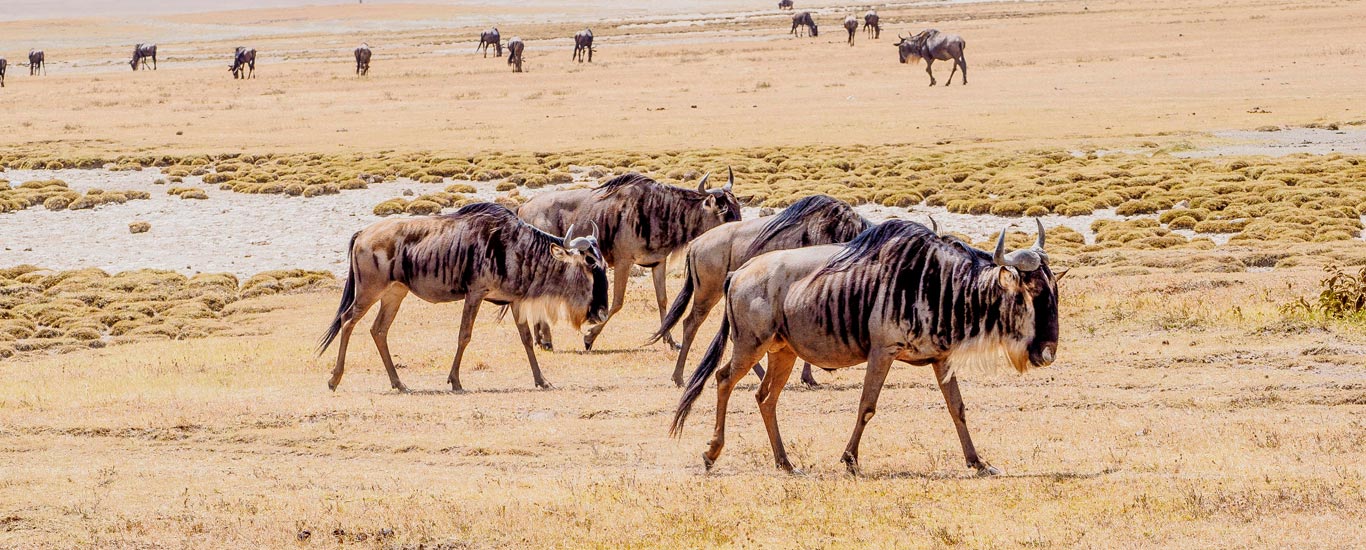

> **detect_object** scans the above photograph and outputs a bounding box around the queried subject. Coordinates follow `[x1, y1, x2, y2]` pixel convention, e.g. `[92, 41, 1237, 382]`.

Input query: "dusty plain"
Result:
[2, 0, 1366, 548]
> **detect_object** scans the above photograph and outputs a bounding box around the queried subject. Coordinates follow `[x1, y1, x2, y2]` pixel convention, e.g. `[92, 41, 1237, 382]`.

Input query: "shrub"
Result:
[373, 199, 408, 216]
[129, 221, 151, 234]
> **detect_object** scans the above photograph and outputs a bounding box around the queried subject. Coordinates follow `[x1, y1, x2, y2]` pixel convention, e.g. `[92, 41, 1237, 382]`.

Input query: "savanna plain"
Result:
[2, 0, 1366, 547]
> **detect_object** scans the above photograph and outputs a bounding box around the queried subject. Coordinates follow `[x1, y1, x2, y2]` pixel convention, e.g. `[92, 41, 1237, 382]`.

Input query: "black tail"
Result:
[648, 253, 696, 344]
[317, 232, 360, 355]
[670, 278, 732, 436]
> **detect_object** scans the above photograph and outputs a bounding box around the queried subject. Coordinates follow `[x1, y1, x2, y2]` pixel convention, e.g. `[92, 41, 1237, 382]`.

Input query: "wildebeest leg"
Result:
[533, 321, 554, 351]
[841, 347, 895, 474]
[671, 286, 722, 386]
[947, 60, 958, 87]
[799, 362, 819, 387]
[756, 347, 798, 472]
[925, 59, 937, 86]
[583, 262, 631, 350]
[446, 290, 486, 392]
[957, 55, 967, 85]
[511, 308, 553, 389]
[702, 337, 768, 471]
[369, 285, 411, 392]
[932, 361, 998, 476]
[651, 264, 680, 350]
[327, 283, 385, 391]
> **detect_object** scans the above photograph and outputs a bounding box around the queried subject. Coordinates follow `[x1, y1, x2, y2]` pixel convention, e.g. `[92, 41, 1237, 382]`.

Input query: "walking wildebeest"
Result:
[130, 44, 156, 71]
[778, 0, 794, 10]
[896, 29, 968, 86]
[843, 16, 858, 45]
[230, 47, 256, 79]
[790, 12, 818, 37]
[672, 219, 1061, 476]
[28, 50, 45, 76]
[573, 29, 594, 62]
[354, 43, 371, 76]
[863, 10, 880, 39]
[478, 28, 502, 58]
[652, 194, 873, 387]
[507, 37, 525, 72]
[518, 171, 742, 351]
[0, 58, 6, 87]
[318, 203, 609, 392]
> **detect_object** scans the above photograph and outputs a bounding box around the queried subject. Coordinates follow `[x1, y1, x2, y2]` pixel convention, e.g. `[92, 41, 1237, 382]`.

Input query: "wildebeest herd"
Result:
[1, 4, 966, 85]
[319, 171, 1061, 476]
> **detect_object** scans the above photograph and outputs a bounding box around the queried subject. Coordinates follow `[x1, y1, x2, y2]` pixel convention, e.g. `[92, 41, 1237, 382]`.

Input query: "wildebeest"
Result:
[478, 28, 502, 58]
[354, 43, 371, 76]
[0, 59, 6, 87]
[230, 47, 256, 79]
[863, 10, 880, 39]
[790, 12, 817, 37]
[28, 50, 45, 76]
[130, 44, 156, 71]
[318, 203, 609, 392]
[507, 37, 525, 72]
[518, 171, 742, 351]
[843, 16, 858, 45]
[778, 0, 794, 10]
[573, 29, 594, 63]
[652, 195, 872, 387]
[896, 29, 968, 86]
[672, 219, 1061, 476]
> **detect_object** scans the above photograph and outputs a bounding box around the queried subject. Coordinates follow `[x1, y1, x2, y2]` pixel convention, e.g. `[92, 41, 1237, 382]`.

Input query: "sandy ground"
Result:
[0, 0, 1361, 156]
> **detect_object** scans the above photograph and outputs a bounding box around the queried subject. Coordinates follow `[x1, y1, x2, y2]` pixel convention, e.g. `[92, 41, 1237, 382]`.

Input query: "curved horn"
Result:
[993, 226, 1009, 266]
[1033, 218, 1046, 250]
[723, 166, 734, 192]
[696, 172, 711, 193]
[564, 223, 579, 242]
[589, 220, 600, 239]
[928, 215, 939, 235]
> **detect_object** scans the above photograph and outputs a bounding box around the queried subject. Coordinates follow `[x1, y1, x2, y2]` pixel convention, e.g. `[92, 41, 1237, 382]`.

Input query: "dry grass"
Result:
[1, 267, 1364, 548]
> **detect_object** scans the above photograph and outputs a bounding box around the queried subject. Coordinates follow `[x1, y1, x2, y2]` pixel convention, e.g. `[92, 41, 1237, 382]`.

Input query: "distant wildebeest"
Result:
[651, 194, 873, 387]
[896, 29, 968, 86]
[28, 50, 45, 76]
[507, 37, 525, 72]
[672, 219, 1061, 476]
[778, 0, 794, 10]
[518, 171, 742, 351]
[354, 43, 371, 76]
[863, 10, 880, 39]
[573, 29, 594, 62]
[478, 28, 502, 58]
[843, 16, 858, 45]
[130, 44, 156, 71]
[0, 58, 6, 87]
[318, 203, 609, 392]
[230, 47, 256, 79]
[790, 12, 817, 37]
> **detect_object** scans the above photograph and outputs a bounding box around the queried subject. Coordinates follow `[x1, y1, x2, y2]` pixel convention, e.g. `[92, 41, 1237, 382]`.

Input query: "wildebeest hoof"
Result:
[974, 464, 1002, 477]
[536, 382, 554, 390]
[393, 383, 410, 393]
[538, 342, 553, 352]
[702, 453, 716, 471]
[841, 453, 860, 475]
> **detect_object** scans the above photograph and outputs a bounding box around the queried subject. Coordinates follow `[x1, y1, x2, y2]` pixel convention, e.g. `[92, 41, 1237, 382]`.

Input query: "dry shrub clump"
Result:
[168, 186, 209, 200]
[129, 221, 151, 234]
[0, 266, 334, 359]
[1, 180, 148, 213]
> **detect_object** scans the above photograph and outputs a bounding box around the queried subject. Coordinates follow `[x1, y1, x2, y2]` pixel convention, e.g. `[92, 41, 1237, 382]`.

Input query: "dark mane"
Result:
[448, 202, 564, 247]
[822, 219, 967, 274]
[744, 195, 870, 259]
[595, 172, 704, 201]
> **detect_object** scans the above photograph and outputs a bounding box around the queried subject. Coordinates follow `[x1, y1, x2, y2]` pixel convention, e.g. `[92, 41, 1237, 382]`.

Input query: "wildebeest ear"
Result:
[996, 266, 1022, 291]
[549, 245, 575, 262]
[1054, 268, 1070, 282]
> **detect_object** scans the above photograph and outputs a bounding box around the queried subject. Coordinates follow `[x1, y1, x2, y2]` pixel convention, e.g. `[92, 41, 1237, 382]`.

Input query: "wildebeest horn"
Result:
[993, 224, 1044, 271]
[1032, 217, 1046, 250]
[565, 223, 579, 241]
[589, 220, 600, 239]
[723, 166, 734, 192]
[696, 172, 711, 192]
[928, 215, 939, 234]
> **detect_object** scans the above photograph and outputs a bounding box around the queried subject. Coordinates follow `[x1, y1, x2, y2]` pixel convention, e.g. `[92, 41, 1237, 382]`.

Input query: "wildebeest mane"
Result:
[743, 194, 870, 259]
[446, 201, 565, 247]
[594, 172, 705, 201]
[821, 220, 944, 274]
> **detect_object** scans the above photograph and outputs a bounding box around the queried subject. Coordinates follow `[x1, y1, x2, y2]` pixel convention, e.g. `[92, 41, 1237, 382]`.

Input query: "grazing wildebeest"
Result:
[0, 58, 6, 88]
[318, 203, 609, 392]
[507, 37, 525, 72]
[573, 29, 594, 62]
[863, 10, 880, 39]
[28, 50, 45, 76]
[896, 29, 968, 86]
[130, 44, 156, 71]
[518, 171, 742, 351]
[354, 43, 371, 76]
[230, 47, 256, 79]
[651, 194, 873, 387]
[843, 16, 858, 45]
[790, 12, 818, 37]
[672, 219, 1061, 476]
[778, 0, 794, 10]
[477, 28, 502, 58]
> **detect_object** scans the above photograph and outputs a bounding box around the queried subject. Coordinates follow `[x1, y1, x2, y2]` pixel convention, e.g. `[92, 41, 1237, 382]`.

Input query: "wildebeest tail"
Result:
[317, 232, 360, 355]
[648, 252, 696, 344]
[670, 277, 732, 436]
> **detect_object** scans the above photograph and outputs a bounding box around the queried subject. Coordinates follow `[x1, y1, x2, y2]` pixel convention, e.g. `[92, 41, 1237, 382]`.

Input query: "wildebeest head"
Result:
[696, 168, 742, 224]
[991, 218, 1061, 370]
[551, 222, 610, 324]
